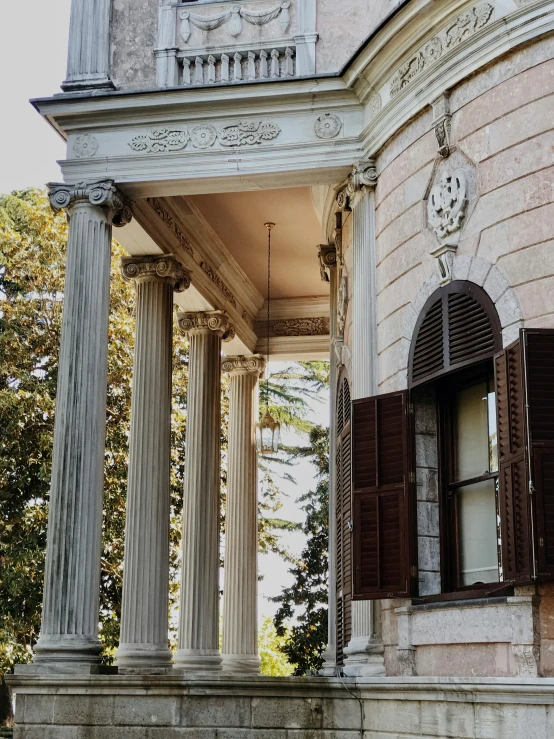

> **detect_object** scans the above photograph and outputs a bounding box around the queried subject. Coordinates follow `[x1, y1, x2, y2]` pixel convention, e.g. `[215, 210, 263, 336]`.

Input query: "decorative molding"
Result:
[199, 260, 237, 308]
[369, 93, 382, 118]
[336, 159, 378, 209]
[272, 317, 329, 336]
[146, 198, 194, 257]
[73, 134, 99, 159]
[314, 113, 342, 139]
[431, 93, 452, 158]
[179, 1, 290, 44]
[177, 310, 232, 337]
[129, 121, 280, 152]
[397, 648, 417, 677]
[389, 3, 493, 97]
[337, 275, 347, 336]
[221, 354, 266, 376]
[430, 243, 457, 286]
[512, 643, 540, 677]
[428, 169, 468, 241]
[48, 180, 132, 227]
[317, 243, 337, 283]
[121, 255, 191, 292]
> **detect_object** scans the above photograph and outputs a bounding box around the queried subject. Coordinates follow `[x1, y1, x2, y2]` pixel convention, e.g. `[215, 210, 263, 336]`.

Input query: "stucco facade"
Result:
[8, 0, 554, 736]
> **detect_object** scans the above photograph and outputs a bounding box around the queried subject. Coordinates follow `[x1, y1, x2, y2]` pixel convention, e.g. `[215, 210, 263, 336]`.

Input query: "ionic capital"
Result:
[222, 355, 266, 377]
[317, 244, 337, 283]
[336, 159, 378, 210]
[177, 310, 233, 339]
[121, 255, 191, 293]
[48, 180, 132, 227]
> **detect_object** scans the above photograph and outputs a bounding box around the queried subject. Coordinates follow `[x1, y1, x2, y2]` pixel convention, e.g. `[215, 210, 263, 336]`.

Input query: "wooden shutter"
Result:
[351, 390, 416, 599]
[335, 377, 352, 663]
[495, 329, 554, 583]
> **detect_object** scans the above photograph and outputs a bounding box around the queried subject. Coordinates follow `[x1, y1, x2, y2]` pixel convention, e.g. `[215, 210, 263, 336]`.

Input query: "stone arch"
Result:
[399, 255, 523, 387]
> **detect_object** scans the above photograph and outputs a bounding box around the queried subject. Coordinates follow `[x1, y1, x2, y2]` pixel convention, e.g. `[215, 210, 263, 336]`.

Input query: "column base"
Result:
[173, 650, 222, 672]
[343, 637, 386, 677]
[320, 645, 340, 676]
[222, 654, 260, 674]
[115, 643, 173, 672]
[32, 634, 103, 667]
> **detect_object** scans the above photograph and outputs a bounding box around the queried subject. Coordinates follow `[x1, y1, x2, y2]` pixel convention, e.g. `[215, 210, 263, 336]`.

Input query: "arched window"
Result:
[335, 373, 351, 664]
[409, 281, 502, 387]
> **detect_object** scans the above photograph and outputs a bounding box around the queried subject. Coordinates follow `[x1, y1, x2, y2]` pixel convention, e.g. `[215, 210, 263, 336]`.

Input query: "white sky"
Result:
[0, 0, 329, 623]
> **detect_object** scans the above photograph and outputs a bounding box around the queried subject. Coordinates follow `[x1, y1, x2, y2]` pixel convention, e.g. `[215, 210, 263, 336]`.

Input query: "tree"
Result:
[272, 424, 330, 676]
[258, 617, 293, 676]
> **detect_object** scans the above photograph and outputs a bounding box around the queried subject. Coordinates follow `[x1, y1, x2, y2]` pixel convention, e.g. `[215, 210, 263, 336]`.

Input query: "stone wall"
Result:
[9, 674, 554, 738]
[373, 35, 554, 395]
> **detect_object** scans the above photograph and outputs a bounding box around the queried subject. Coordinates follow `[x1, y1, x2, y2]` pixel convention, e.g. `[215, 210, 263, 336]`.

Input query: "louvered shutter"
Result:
[495, 340, 532, 582]
[351, 390, 416, 598]
[525, 330, 554, 577]
[335, 377, 352, 663]
[495, 329, 554, 583]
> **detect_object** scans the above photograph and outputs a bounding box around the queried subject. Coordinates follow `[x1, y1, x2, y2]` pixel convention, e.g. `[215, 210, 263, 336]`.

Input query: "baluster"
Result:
[182, 58, 191, 86]
[284, 47, 294, 77]
[233, 53, 242, 82]
[247, 51, 256, 80]
[195, 56, 204, 84]
[270, 49, 280, 78]
[208, 55, 216, 84]
[260, 50, 268, 79]
[221, 53, 230, 83]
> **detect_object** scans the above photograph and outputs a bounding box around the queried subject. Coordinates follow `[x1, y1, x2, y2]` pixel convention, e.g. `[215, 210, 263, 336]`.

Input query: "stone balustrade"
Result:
[180, 46, 295, 86]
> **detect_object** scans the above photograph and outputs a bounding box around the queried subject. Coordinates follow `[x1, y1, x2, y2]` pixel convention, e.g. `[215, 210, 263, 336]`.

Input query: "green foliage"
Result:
[258, 617, 294, 676]
[272, 423, 330, 676]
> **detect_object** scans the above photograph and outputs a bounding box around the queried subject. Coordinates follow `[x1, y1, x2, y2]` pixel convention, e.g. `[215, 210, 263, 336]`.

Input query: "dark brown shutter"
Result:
[525, 330, 554, 577]
[495, 329, 554, 583]
[335, 377, 352, 663]
[410, 281, 502, 387]
[351, 390, 416, 598]
[495, 340, 532, 582]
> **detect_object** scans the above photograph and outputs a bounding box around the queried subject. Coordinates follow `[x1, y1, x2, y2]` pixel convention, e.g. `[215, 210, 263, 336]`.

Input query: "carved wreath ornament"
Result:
[180, 1, 290, 43]
[129, 121, 280, 153]
[428, 170, 468, 241]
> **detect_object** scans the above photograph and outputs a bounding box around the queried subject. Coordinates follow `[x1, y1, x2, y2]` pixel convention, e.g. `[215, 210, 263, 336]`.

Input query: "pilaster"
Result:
[221, 355, 266, 673]
[174, 311, 231, 672]
[63, 0, 114, 91]
[30, 181, 131, 670]
[116, 256, 191, 672]
[336, 162, 385, 678]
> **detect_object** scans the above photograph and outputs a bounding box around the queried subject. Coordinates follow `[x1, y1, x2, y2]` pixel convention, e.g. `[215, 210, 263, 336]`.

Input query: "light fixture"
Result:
[256, 222, 281, 455]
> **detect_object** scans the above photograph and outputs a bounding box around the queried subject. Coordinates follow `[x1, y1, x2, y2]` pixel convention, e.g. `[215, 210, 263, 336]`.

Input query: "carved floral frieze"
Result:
[73, 134, 99, 159]
[272, 317, 330, 336]
[199, 261, 237, 308]
[390, 3, 493, 97]
[179, 1, 290, 44]
[146, 198, 194, 257]
[314, 114, 342, 139]
[129, 121, 280, 153]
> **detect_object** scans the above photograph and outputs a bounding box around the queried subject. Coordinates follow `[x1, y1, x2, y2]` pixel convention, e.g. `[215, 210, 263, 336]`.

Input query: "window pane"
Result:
[488, 388, 498, 473]
[454, 380, 489, 481]
[457, 478, 499, 586]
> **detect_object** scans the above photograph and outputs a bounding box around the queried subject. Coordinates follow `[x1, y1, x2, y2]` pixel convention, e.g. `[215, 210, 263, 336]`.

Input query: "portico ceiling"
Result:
[190, 187, 326, 300]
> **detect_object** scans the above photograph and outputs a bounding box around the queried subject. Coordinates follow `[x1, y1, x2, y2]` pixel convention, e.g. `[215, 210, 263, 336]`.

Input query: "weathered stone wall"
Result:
[111, 0, 158, 90]
[374, 35, 554, 395]
[10, 674, 554, 738]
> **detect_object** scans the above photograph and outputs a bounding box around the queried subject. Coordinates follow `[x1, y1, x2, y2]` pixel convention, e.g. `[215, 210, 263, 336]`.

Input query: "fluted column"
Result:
[174, 311, 231, 671]
[221, 355, 266, 673]
[115, 256, 191, 671]
[341, 161, 385, 677]
[63, 0, 113, 91]
[32, 181, 131, 668]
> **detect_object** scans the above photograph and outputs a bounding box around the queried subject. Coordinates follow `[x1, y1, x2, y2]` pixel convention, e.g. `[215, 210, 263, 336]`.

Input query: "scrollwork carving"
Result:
[146, 198, 194, 258]
[337, 275, 347, 335]
[218, 121, 281, 147]
[317, 244, 337, 283]
[129, 128, 190, 153]
[199, 261, 237, 308]
[129, 121, 280, 153]
[222, 354, 266, 375]
[48, 181, 132, 227]
[121, 255, 191, 292]
[428, 169, 468, 241]
[272, 317, 329, 336]
[177, 310, 232, 337]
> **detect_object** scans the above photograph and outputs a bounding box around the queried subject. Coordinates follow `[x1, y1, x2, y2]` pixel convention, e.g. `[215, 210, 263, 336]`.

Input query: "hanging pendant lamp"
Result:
[256, 222, 280, 455]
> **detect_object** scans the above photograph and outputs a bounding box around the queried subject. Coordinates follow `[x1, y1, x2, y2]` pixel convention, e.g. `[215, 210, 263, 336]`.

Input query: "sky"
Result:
[0, 1, 328, 623]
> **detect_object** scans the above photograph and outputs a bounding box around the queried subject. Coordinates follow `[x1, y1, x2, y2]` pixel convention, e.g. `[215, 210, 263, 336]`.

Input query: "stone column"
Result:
[221, 355, 266, 674]
[63, 0, 113, 91]
[342, 161, 386, 677]
[32, 181, 131, 669]
[174, 311, 231, 671]
[115, 256, 191, 672]
[317, 238, 339, 676]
